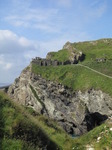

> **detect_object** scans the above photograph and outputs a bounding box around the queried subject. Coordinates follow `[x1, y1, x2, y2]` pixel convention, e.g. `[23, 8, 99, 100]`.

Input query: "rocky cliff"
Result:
[8, 65, 112, 136]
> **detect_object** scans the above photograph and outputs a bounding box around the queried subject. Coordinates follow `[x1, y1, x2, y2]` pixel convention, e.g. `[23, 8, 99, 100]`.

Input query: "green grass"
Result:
[81, 61, 112, 76]
[0, 91, 76, 150]
[47, 49, 70, 62]
[2, 38, 112, 149]
[30, 38, 112, 149]
[72, 39, 112, 62]
[46, 39, 112, 63]
[32, 64, 112, 96]
[73, 121, 112, 150]
[31, 38, 112, 97]
[30, 84, 45, 107]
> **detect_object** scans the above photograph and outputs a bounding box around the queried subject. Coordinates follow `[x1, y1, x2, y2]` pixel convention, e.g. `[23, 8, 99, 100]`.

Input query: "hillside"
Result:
[32, 38, 112, 95]
[1, 91, 112, 150]
[6, 38, 112, 149]
[0, 91, 76, 150]
[47, 39, 112, 62]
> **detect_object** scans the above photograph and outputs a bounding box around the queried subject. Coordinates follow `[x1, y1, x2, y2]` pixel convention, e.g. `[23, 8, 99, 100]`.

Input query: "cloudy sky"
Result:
[0, 0, 112, 84]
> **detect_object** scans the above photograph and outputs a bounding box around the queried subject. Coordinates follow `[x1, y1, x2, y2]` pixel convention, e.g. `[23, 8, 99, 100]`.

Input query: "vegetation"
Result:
[72, 38, 112, 62]
[47, 49, 70, 62]
[1, 91, 112, 150]
[0, 91, 75, 150]
[32, 38, 112, 97]
[81, 60, 112, 76]
[2, 39, 112, 149]
[30, 84, 45, 107]
[32, 64, 112, 96]
[72, 120, 112, 150]
[47, 39, 112, 63]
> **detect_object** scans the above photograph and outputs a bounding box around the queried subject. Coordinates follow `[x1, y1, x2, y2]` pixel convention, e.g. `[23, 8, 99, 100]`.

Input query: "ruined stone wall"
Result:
[31, 57, 78, 67]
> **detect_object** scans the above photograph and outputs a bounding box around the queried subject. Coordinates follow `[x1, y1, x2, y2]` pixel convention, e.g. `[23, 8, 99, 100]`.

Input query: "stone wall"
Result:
[31, 57, 79, 67]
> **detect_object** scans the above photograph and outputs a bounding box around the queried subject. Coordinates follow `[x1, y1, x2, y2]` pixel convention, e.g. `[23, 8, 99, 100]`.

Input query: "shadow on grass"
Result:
[0, 96, 5, 148]
[13, 120, 60, 150]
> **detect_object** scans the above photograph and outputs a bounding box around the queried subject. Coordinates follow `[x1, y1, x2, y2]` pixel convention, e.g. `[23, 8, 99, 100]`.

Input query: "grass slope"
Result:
[72, 120, 112, 150]
[1, 92, 112, 150]
[0, 92, 112, 150]
[0, 91, 75, 150]
[72, 39, 112, 62]
[32, 64, 112, 96]
[48, 39, 112, 62]
[47, 49, 70, 62]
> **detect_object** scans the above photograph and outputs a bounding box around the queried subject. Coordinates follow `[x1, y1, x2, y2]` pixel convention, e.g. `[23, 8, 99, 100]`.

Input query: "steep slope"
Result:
[7, 38, 112, 149]
[46, 38, 112, 77]
[0, 91, 77, 150]
[1, 91, 112, 149]
[72, 119, 112, 150]
[8, 64, 112, 136]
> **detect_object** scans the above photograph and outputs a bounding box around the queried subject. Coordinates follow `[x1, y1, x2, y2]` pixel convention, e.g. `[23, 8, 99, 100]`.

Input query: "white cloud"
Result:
[0, 30, 42, 83]
[0, 0, 108, 83]
[0, 30, 17, 40]
[4, 0, 107, 35]
[0, 29, 91, 83]
[4, 63, 13, 70]
[0, 55, 13, 70]
[5, 7, 59, 33]
[0, 30, 38, 53]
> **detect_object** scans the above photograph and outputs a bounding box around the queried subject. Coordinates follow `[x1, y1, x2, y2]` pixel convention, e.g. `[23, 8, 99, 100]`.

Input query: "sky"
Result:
[0, 0, 112, 84]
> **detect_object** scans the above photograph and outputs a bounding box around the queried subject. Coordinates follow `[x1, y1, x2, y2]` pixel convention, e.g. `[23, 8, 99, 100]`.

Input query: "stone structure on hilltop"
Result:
[32, 57, 62, 66]
[32, 52, 84, 67]
[31, 57, 80, 66]
[31, 41, 85, 66]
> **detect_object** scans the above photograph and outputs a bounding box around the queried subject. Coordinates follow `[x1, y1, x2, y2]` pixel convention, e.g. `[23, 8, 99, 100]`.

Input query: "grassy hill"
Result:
[2, 38, 112, 149]
[32, 63, 112, 96]
[47, 39, 112, 62]
[31, 38, 112, 149]
[72, 39, 112, 62]
[32, 38, 112, 96]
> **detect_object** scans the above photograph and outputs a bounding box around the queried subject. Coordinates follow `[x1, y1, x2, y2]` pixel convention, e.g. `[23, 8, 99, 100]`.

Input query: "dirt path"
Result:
[77, 64, 112, 79]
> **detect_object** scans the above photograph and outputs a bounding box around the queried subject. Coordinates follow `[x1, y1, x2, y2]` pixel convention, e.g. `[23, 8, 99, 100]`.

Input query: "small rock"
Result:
[97, 136, 101, 141]
[86, 145, 94, 150]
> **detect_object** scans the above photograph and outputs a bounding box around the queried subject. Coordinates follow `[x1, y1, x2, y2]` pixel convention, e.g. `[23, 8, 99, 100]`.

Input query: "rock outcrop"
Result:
[8, 66, 112, 135]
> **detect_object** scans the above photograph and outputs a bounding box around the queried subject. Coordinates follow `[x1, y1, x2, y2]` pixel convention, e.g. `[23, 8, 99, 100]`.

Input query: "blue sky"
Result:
[0, 0, 112, 83]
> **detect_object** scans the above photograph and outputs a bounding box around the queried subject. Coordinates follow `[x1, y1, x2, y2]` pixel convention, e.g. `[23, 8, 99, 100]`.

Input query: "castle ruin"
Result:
[31, 53, 84, 67]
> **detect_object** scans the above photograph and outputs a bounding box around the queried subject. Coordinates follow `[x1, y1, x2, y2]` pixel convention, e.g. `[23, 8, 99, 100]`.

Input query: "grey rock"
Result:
[7, 67, 112, 135]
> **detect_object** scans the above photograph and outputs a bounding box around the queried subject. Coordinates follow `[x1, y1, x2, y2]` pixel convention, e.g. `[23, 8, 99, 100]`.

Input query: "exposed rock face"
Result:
[63, 41, 85, 63]
[8, 67, 112, 135]
[46, 42, 85, 65]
